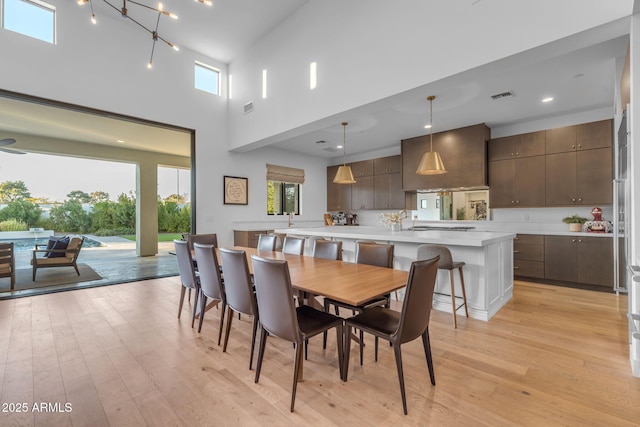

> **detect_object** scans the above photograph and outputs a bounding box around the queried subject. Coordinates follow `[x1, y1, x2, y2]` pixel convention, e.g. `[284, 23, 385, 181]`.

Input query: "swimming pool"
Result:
[0, 237, 104, 252]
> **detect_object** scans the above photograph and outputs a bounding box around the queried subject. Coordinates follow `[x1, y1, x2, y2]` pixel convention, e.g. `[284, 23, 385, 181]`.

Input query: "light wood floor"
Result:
[0, 278, 637, 426]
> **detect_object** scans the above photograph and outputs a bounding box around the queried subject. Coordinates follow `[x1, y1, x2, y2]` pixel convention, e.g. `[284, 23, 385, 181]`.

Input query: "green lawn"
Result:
[120, 233, 183, 242]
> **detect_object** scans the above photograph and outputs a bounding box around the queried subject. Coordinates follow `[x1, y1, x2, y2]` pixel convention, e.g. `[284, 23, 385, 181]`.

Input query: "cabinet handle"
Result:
[578, 144, 582, 148]
[516, 200, 520, 204]
[572, 239, 576, 242]
[572, 198, 576, 202]
[515, 152, 519, 156]
[571, 145, 576, 149]
[513, 266, 520, 270]
[514, 237, 520, 240]
[513, 250, 520, 253]
[511, 200, 515, 204]
[578, 239, 582, 243]
[511, 152, 514, 156]
[578, 198, 582, 202]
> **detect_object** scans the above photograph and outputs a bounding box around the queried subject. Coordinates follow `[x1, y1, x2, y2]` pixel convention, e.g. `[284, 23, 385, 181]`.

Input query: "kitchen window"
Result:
[266, 164, 304, 215]
[2, 0, 56, 44]
[267, 181, 300, 215]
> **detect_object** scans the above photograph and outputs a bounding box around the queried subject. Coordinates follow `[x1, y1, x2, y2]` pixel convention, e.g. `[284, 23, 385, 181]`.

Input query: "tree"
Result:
[113, 193, 136, 230]
[67, 190, 91, 204]
[0, 180, 31, 203]
[48, 200, 91, 233]
[0, 199, 42, 226]
[90, 200, 116, 231]
[90, 191, 110, 203]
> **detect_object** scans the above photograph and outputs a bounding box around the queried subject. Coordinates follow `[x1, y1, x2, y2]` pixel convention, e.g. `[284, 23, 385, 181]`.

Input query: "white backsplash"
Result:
[351, 206, 614, 234]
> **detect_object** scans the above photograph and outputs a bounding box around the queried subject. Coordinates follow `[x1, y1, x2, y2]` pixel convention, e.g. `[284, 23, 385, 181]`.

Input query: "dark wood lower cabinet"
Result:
[513, 234, 545, 279]
[544, 235, 613, 288]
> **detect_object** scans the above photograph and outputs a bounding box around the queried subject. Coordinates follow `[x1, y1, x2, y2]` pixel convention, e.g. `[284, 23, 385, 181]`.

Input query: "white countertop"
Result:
[275, 226, 515, 248]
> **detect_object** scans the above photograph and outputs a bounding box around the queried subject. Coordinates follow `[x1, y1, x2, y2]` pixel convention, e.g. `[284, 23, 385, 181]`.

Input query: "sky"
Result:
[0, 152, 191, 202]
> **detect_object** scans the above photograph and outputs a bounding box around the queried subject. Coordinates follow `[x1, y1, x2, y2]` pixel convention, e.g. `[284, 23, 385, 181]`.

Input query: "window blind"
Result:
[266, 164, 305, 184]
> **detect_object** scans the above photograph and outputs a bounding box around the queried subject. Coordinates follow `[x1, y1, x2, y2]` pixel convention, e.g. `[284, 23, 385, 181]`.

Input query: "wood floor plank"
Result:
[0, 278, 638, 425]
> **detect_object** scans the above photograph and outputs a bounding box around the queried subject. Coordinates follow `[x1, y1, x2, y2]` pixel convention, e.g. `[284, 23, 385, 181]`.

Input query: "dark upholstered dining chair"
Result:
[417, 244, 469, 328]
[323, 242, 394, 357]
[312, 239, 342, 261]
[219, 247, 260, 369]
[282, 236, 305, 255]
[251, 255, 344, 412]
[193, 243, 226, 344]
[174, 239, 200, 326]
[186, 233, 218, 250]
[344, 255, 440, 415]
[257, 234, 277, 251]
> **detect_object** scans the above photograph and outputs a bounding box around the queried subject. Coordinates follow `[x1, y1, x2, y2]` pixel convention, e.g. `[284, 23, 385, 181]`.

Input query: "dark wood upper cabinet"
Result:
[545, 125, 577, 154]
[576, 119, 613, 150]
[488, 131, 545, 161]
[374, 155, 402, 174]
[545, 147, 612, 206]
[350, 159, 374, 177]
[545, 119, 612, 154]
[326, 165, 352, 211]
[402, 124, 489, 191]
[489, 156, 545, 207]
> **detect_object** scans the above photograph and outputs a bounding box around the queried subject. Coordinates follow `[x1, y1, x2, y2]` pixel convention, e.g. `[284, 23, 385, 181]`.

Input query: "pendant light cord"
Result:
[428, 95, 435, 152]
[342, 121, 348, 165]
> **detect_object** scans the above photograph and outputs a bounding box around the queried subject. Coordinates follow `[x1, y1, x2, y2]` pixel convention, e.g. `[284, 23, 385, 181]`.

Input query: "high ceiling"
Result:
[0, 1, 630, 160]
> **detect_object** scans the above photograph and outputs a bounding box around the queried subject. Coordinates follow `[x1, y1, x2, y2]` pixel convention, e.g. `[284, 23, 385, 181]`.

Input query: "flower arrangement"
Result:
[379, 210, 407, 225]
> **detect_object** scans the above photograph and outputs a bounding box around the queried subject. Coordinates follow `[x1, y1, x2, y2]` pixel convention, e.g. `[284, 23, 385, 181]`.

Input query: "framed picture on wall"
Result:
[224, 176, 248, 205]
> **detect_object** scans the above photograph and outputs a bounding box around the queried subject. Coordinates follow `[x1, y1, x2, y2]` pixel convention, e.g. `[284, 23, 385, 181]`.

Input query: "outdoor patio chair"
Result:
[31, 236, 85, 281]
[0, 242, 15, 290]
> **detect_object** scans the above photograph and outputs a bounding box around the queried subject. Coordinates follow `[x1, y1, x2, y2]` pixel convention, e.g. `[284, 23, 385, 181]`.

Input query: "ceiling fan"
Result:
[0, 138, 26, 155]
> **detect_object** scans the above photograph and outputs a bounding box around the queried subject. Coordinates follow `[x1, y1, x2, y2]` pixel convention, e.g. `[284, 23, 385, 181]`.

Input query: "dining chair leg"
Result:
[359, 330, 364, 365]
[192, 289, 200, 329]
[322, 299, 330, 349]
[304, 339, 309, 360]
[218, 302, 226, 345]
[178, 286, 186, 319]
[336, 323, 344, 381]
[222, 307, 234, 352]
[374, 337, 379, 362]
[290, 342, 304, 412]
[254, 327, 268, 384]
[449, 270, 458, 329]
[393, 344, 408, 415]
[421, 329, 436, 386]
[197, 294, 208, 332]
[459, 266, 469, 317]
[249, 317, 259, 370]
[343, 324, 352, 381]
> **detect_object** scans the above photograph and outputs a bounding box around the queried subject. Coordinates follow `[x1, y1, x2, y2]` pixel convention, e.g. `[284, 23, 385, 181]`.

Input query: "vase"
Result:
[390, 223, 402, 232]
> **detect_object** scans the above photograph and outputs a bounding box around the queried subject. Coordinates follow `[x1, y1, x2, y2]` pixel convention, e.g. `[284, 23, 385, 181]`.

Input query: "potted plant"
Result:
[562, 215, 587, 232]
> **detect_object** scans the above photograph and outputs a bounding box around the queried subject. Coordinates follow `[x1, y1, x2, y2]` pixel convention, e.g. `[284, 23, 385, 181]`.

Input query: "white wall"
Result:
[228, 0, 632, 150]
[0, 2, 328, 247]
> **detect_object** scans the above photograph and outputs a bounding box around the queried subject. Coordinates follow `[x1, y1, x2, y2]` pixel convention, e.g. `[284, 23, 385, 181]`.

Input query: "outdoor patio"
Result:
[0, 235, 179, 299]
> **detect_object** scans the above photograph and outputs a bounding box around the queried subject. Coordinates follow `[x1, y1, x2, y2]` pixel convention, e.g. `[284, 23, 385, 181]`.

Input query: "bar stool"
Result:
[417, 244, 468, 328]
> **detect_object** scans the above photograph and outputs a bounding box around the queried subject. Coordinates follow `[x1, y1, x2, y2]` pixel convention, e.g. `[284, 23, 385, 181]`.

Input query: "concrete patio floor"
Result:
[0, 235, 179, 299]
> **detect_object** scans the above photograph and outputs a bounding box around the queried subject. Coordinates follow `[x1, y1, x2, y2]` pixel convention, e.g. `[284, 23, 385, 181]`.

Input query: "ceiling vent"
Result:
[322, 147, 341, 153]
[491, 91, 515, 100]
[315, 140, 328, 144]
[243, 101, 254, 114]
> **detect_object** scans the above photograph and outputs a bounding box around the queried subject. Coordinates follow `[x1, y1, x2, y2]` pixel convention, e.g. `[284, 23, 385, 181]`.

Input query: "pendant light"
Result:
[416, 95, 447, 175]
[333, 122, 356, 184]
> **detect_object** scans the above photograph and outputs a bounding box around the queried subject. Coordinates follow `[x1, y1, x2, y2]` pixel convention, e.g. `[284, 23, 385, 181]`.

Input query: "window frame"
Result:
[2, 0, 56, 44]
[267, 180, 300, 215]
[194, 61, 221, 95]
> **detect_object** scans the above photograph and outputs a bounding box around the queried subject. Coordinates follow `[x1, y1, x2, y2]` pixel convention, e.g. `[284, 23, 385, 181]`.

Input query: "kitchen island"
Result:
[275, 226, 516, 321]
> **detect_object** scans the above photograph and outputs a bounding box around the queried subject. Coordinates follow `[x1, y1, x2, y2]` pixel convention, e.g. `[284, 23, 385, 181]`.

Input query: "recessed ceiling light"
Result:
[336, 145, 343, 149]
[117, 139, 125, 143]
[424, 124, 432, 129]
[542, 97, 554, 103]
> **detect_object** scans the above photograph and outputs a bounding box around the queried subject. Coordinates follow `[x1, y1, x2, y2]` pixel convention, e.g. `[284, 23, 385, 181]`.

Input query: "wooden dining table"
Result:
[218, 246, 409, 307]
